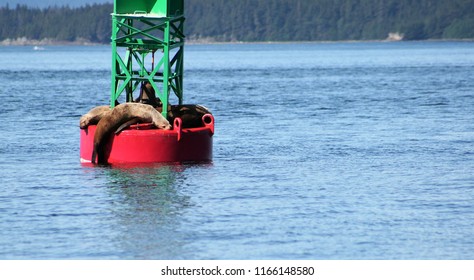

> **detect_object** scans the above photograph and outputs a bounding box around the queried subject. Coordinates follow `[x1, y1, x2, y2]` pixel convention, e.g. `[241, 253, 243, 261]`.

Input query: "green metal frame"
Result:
[110, 9, 184, 118]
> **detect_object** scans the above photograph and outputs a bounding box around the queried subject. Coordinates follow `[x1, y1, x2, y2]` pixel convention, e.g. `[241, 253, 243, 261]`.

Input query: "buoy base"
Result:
[80, 114, 214, 164]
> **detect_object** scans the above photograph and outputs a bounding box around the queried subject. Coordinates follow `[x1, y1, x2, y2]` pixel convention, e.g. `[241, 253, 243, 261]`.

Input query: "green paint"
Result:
[111, 0, 185, 118]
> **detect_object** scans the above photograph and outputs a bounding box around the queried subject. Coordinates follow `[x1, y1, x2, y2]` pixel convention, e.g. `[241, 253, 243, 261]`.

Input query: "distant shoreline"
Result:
[0, 37, 103, 46]
[1, 36, 473, 47]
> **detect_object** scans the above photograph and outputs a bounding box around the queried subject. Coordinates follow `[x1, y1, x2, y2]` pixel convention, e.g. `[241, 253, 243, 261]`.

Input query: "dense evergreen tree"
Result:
[1, 0, 473, 44]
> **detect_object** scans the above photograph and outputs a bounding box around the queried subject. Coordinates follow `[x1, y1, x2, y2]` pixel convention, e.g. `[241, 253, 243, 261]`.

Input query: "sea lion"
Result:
[91, 103, 172, 164]
[135, 82, 161, 107]
[168, 104, 212, 128]
[79, 105, 111, 129]
[115, 104, 213, 130]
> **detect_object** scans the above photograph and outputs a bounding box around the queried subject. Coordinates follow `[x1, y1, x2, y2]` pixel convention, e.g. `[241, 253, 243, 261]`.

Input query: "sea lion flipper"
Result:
[115, 118, 140, 134]
[91, 149, 97, 164]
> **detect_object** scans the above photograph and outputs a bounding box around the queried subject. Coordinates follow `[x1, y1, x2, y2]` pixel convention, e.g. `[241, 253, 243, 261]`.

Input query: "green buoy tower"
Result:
[111, 0, 185, 118]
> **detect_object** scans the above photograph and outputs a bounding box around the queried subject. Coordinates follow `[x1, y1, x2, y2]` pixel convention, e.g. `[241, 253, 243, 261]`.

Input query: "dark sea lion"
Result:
[168, 104, 212, 128]
[135, 82, 161, 107]
[79, 105, 111, 129]
[91, 103, 172, 164]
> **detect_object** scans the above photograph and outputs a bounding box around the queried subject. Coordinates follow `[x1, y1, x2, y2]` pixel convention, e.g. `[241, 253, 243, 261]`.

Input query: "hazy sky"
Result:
[0, 0, 112, 8]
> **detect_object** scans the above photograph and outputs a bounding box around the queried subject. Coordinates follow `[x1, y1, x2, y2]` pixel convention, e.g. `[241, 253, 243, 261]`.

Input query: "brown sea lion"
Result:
[91, 103, 172, 164]
[79, 105, 111, 129]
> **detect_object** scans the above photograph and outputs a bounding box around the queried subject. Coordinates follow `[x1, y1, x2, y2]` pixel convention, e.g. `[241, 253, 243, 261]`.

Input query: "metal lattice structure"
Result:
[111, 0, 184, 118]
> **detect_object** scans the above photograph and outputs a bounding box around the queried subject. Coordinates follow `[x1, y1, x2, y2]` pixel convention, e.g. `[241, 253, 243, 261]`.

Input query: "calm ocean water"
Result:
[0, 42, 473, 259]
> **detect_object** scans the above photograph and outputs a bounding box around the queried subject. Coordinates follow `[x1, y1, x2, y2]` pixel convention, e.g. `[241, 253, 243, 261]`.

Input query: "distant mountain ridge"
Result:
[1, 0, 473, 45]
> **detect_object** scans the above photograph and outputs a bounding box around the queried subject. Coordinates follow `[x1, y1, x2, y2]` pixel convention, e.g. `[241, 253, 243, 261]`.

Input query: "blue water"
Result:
[0, 42, 473, 259]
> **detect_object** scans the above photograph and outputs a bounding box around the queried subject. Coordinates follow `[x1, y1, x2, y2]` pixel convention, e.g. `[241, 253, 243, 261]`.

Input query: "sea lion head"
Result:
[79, 115, 91, 129]
[79, 105, 111, 129]
[135, 82, 162, 107]
[153, 117, 172, 130]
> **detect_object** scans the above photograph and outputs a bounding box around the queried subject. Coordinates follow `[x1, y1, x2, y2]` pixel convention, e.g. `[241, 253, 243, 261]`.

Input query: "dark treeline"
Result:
[1, 0, 474, 44]
[185, 0, 474, 41]
[0, 3, 111, 43]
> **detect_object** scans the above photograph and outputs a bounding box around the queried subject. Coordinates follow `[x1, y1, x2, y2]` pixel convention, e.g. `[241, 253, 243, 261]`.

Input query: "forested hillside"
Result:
[185, 0, 474, 41]
[0, 4, 111, 43]
[1, 0, 473, 44]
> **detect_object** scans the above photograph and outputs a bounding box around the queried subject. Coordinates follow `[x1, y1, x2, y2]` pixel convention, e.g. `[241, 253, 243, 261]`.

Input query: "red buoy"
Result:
[80, 114, 214, 164]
